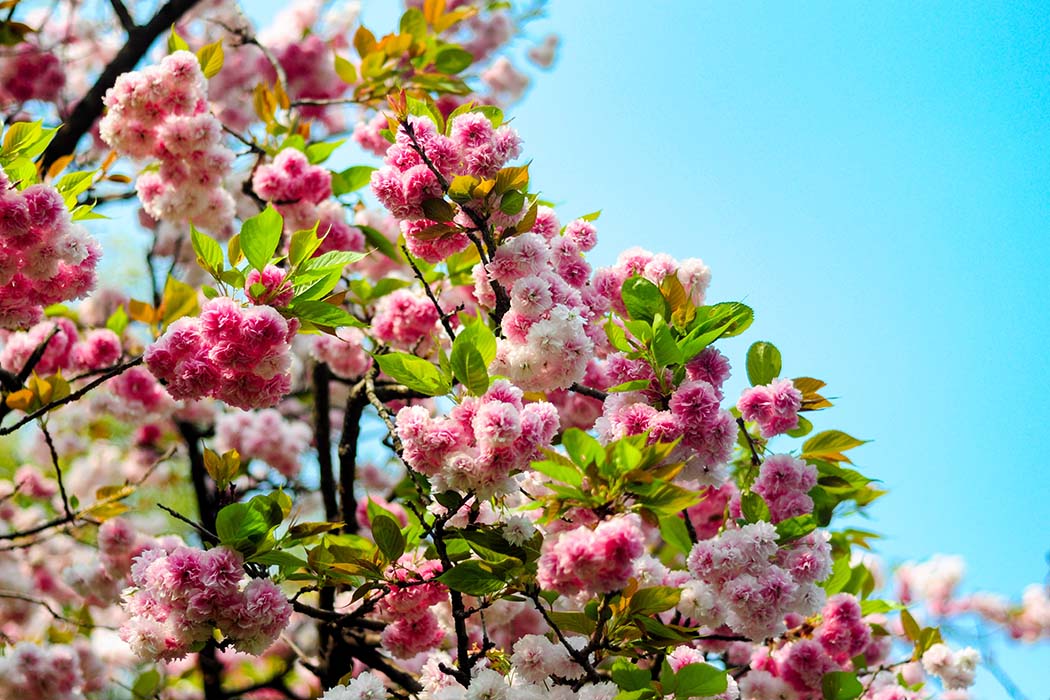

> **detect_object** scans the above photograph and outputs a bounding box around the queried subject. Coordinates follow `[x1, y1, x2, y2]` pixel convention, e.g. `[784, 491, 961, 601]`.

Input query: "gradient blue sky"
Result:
[248, 1, 1050, 695]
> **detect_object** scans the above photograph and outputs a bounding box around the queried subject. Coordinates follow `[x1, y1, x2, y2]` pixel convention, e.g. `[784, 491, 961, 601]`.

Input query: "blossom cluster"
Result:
[370, 113, 521, 232]
[144, 297, 297, 409]
[0, 640, 106, 700]
[396, 379, 560, 498]
[215, 408, 311, 478]
[751, 454, 817, 524]
[738, 378, 803, 438]
[0, 318, 120, 376]
[311, 326, 372, 379]
[536, 514, 646, 597]
[251, 148, 364, 254]
[685, 521, 831, 641]
[376, 555, 448, 658]
[98, 51, 235, 234]
[120, 543, 292, 660]
[0, 45, 65, 106]
[921, 643, 981, 690]
[484, 223, 599, 392]
[0, 174, 100, 329]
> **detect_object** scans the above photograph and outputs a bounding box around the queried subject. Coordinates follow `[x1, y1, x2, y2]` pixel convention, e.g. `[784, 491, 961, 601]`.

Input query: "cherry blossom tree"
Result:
[0, 1, 1044, 699]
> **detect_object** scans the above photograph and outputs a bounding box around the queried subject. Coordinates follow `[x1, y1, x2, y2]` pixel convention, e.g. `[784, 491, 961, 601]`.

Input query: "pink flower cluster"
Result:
[376, 556, 447, 658]
[65, 517, 163, 606]
[0, 45, 65, 105]
[215, 408, 311, 478]
[510, 634, 583, 683]
[98, 51, 235, 234]
[921, 643, 980, 690]
[483, 224, 605, 391]
[0, 174, 100, 329]
[737, 378, 803, 438]
[396, 379, 560, 498]
[311, 326, 372, 379]
[370, 113, 520, 237]
[120, 543, 291, 660]
[686, 523, 831, 640]
[536, 514, 645, 596]
[245, 265, 294, 307]
[12, 323, 122, 375]
[600, 375, 739, 484]
[0, 640, 105, 700]
[751, 454, 817, 524]
[269, 34, 349, 132]
[371, 288, 441, 349]
[593, 246, 711, 316]
[251, 149, 364, 254]
[144, 297, 297, 409]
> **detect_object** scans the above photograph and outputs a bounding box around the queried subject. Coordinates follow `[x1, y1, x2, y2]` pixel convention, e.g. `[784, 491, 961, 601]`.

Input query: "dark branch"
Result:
[109, 0, 137, 32]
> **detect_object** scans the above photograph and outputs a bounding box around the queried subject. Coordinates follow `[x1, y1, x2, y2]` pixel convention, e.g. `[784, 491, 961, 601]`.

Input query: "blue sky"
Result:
[113, 0, 1048, 694]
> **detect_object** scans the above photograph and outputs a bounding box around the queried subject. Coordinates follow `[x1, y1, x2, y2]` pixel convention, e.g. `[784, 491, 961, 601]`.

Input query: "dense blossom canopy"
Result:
[0, 2, 1044, 700]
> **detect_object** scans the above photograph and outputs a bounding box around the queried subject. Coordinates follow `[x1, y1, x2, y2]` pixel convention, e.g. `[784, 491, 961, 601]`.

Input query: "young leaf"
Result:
[746, 341, 782, 386]
[331, 165, 377, 195]
[191, 226, 224, 274]
[374, 352, 451, 396]
[434, 46, 473, 74]
[240, 205, 284, 272]
[438, 560, 505, 595]
[196, 39, 224, 78]
[371, 514, 406, 561]
[621, 275, 670, 324]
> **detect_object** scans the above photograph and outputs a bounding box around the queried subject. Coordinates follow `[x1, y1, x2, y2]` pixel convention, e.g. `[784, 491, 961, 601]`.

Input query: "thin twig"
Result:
[0, 357, 144, 436]
[39, 422, 73, 520]
[401, 243, 457, 342]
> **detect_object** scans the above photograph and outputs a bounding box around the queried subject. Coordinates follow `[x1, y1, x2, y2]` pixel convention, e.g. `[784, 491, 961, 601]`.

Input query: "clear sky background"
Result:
[150, 0, 1050, 695]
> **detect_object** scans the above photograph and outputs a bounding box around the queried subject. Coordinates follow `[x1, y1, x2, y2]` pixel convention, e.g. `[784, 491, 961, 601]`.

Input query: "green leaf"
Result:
[334, 54, 357, 84]
[450, 318, 496, 395]
[629, 586, 682, 616]
[531, 459, 583, 487]
[132, 669, 162, 698]
[371, 514, 406, 562]
[674, 663, 728, 699]
[775, 514, 817, 542]
[400, 7, 427, 40]
[290, 300, 364, 328]
[740, 492, 771, 524]
[651, 315, 683, 367]
[358, 224, 399, 261]
[859, 599, 903, 616]
[191, 225, 223, 274]
[434, 46, 473, 74]
[746, 341, 782, 386]
[298, 250, 368, 276]
[612, 659, 652, 692]
[607, 379, 652, 393]
[562, 428, 604, 466]
[374, 352, 451, 396]
[786, 415, 813, 438]
[499, 189, 526, 215]
[105, 306, 128, 337]
[823, 555, 852, 593]
[196, 39, 224, 78]
[821, 671, 863, 700]
[803, 430, 869, 458]
[658, 515, 693, 555]
[288, 224, 323, 267]
[216, 502, 270, 553]
[621, 275, 669, 324]
[306, 139, 346, 165]
[421, 197, 456, 222]
[438, 560, 504, 595]
[331, 165, 377, 195]
[168, 25, 189, 53]
[240, 205, 284, 272]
